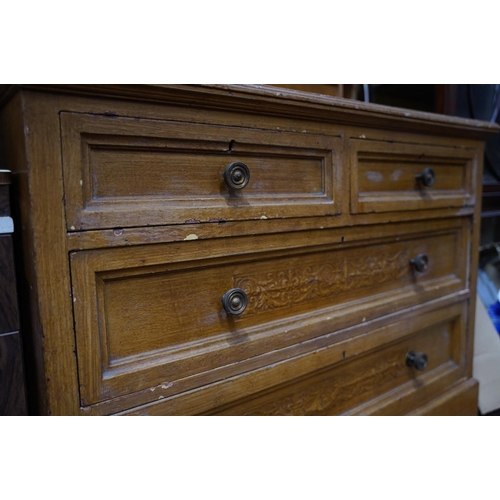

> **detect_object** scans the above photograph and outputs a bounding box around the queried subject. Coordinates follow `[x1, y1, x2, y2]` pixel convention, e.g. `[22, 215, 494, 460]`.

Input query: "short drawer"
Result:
[70, 218, 468, 407]
[349, 139, 477, 214]
[61, 113, 341, 231]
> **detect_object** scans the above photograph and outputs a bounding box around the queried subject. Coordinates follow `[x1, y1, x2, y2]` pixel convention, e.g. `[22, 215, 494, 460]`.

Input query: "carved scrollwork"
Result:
[234, 249, 409, 314]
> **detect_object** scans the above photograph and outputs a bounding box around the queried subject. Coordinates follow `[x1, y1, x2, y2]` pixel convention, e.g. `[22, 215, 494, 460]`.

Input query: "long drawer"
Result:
[61, 113, 341, 231]
[70, 218, 469, 407]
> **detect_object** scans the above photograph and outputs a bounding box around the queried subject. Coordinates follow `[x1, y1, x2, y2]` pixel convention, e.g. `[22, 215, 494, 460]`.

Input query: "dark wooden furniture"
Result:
[0, 84, 498, 416]
[0, 170, 27, 415]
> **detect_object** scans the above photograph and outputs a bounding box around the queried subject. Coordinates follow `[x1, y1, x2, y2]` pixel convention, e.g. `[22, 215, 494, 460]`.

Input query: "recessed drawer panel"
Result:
[71, 218, 468, 406]
[350, 139, 477, 213]
[61, 113, 341, 231]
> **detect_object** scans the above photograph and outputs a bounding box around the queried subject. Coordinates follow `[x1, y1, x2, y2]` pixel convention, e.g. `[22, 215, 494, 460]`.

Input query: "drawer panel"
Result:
[61, 113, 341, 231]
[350, 139, 476, 213]
[71, 218, 468, 406]
[209, 303, 466, 416]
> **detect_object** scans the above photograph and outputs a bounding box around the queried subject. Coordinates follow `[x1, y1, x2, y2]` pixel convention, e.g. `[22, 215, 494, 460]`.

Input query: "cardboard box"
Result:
[473, 294, 500, 414]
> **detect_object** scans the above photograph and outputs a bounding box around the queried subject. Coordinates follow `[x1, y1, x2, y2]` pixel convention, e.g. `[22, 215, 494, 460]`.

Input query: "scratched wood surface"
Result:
[350, 139, 476, 214]
[0, 85, 496, 415]
[60, 112, 340, 230]
[118, 301, 467, 416]
[206, 314, 457, 416]
[2, 84, 498, 139]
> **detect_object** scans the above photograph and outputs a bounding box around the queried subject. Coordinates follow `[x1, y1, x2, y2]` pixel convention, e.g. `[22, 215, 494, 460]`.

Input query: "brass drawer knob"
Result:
[406, 351, 428, 371]
[222, 288, 248, 316]
[416, 167, 435, 187]
[224, 162, 250, 190]
[410, 254, 429, 273]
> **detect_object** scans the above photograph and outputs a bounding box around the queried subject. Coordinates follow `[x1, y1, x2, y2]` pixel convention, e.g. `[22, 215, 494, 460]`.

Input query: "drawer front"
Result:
[61, 113, 341, 231]
[71, 218, 468, 407]
[350, 139, 477, 213]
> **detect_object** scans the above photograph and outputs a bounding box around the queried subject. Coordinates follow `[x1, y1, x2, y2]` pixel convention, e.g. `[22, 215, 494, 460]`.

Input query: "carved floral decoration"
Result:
[234, 249, 410, 314]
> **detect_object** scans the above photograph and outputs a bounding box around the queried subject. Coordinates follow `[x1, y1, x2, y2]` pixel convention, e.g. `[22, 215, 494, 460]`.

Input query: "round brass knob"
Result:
[222, 288, 248, 316]
[406, 351, 428, 371]
[416, 167, 435, 187]
[224, 162, 250, 190]
[410, 254, 429, 273]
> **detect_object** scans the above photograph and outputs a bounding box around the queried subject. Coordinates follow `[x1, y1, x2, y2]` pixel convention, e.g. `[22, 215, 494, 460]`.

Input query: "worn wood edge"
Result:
[51, 93, 486, 151]
[71, 218, 468, 409]
[82, 275, 465, 408]
[69, 217, 466, 270]
[1, 84, 499, 140]
[16, 91, 81, 415]
[66, 209, 475, 252]
[215, 84, 500, 135]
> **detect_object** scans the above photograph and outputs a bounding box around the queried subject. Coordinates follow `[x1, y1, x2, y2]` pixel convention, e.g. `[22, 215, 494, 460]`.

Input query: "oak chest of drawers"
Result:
[0, 84, 497, 416]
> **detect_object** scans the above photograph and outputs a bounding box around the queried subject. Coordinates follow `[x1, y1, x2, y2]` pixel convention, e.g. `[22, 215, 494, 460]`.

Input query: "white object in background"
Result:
[0, 216, 14, 234]
[473, 294, 500, 414]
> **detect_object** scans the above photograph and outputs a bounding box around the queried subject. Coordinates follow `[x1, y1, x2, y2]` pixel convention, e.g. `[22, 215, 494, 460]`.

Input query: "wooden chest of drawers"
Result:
[0, 84, 497, 416]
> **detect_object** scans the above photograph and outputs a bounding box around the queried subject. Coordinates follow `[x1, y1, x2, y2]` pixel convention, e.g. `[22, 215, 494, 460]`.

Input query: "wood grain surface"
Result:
[118, 301, 467, 416]
[60, 112, 340, 230]
[71, 218, 468, 406]
[0, 84, 494, 415]
[208, 315, 457, 416]
[409, 378, 479, 416]
[2, 84, 498, 139]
